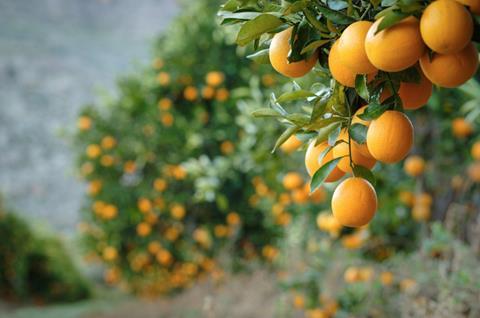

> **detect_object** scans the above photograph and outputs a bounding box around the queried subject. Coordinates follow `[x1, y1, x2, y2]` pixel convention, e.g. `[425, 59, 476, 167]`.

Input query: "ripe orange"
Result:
[280, 135, 302, 153]
[305, 140, 345, 182]
[337, 21, 377, 74]
[331, 177, 377, 227]
[419, 42, 479, 88]
[329, 41, 377, 87]
[351, 106, 373, 157]
[333, 130, 377, 173]
[452, 117, 474, 138]
[269, 27, 318, 78]
[412, 204, 431, 221]
[365, 16, 426, 72]
[456, 0, 480, 14]
[471, 141, 480, 160]
[404, 155, 425, 177]
[420, 0, 473, 54]
[397, 69, 433, 110]
[380, 271, 394, 286]
[282, 172, 304, 190]
[367, 111, 414, 163]
[468, 162, 480, 182]
[399, 190, 415, 207]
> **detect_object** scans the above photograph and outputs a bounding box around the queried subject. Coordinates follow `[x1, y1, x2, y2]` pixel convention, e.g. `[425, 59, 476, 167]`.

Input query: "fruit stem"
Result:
[359, 3, 371, 20]
[346, 94, 355, 175]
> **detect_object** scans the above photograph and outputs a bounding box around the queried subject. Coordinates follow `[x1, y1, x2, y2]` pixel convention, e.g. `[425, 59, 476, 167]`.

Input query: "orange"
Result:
[452, 117, 474, 138]
[280, 135, 302, 153]
[412, 204, 431, 221]
[420, 0, 473, 54]
[456, 0, 480, 14]
[366, 111, 414, 163]
[468, 162, 480, 182]
[471, 141, 480, 160]
[399, 190, 415, 207]
[329, 41, 377, 87]
[337, 21, 377, 74]
[77, 116, 92, 131]
[380, 271, 394, 286]
[333, 130, 377, 173]
[344, 267, 361, 283]
[305, 140, 345, 182]
[282, 172, 304, 190]
[365, 16, 426, 72]
[419, 42, 478, 88]
[397, 69, 433, 110]
[351, 106, 373, 157]
[331, 177, 377, 227]
[404, 155, 426, 177]
[205, 71, 225, 87]
[269, 27, 318, 78]
[415, 193, 433, 206]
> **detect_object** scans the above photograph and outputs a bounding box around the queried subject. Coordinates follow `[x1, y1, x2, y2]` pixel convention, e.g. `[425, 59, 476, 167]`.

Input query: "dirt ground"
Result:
[2, 270, 291, 318]
[87, 270, 284, 318]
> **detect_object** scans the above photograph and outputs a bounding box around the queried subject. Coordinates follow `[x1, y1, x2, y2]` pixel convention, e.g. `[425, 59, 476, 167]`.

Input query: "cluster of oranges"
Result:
[267, 1, 479, 229]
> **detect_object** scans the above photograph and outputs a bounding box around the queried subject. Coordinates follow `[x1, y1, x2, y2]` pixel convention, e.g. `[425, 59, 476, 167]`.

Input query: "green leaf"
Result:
[352, 165, 376, 186]
[349, 123, 368, 144]
[285, 113, 311, 126]
[310, 157, 344, 191]
[311, 121, 342, 143]
[375, 11, 410, 34]
[381, 0, 397, 6]
[355, 74, 370, 101]
[251, 108, 283, 118]
[316, 6, 356, 25]
[310, 94, 330, 122]
[358, 102, 389, 120]
[328, 0, 349, 10]
[328, 124, 341, 146]
[301, 39, 330, 54]
[306, 116, 343, 130]
[277, 90, 315, 103]
[236, 14, 284, 46]
[246, 49, 270, 64]
[284, 0, 309, 14]
[389, 66, 420, 83]
[272, 126, 299, 153]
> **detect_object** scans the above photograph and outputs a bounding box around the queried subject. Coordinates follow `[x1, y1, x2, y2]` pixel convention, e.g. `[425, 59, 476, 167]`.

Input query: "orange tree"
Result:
[218, 2, 480, 315]
[217, 0, 480, 228]
[73, 0, 329, 296]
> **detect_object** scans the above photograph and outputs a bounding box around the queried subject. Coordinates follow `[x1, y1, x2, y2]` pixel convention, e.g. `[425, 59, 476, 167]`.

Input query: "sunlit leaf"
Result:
[236, 14, 284, 46]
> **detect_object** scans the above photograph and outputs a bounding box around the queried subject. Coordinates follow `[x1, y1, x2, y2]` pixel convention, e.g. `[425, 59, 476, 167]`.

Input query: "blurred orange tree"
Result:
[73, 0, 329, 296]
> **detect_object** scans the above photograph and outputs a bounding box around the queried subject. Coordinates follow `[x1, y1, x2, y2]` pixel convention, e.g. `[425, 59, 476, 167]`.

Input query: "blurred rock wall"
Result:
[0, 0, 178, 233]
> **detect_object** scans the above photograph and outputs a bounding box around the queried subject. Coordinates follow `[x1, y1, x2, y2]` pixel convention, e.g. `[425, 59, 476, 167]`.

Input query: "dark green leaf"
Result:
[316, 6, 356, 25]
[355, 74, 370, 101]
[301, 39, 330, 54]
[352, 165, 376, 186]
[236, 14, 284, 46]
[375, 11, 410, 34]
[246, 49, 270, 64]
[349, 123, 368, 144]
[358, 102, 389, 120]
[389, 66, 420, 83]
[310, 157, 344, 191]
